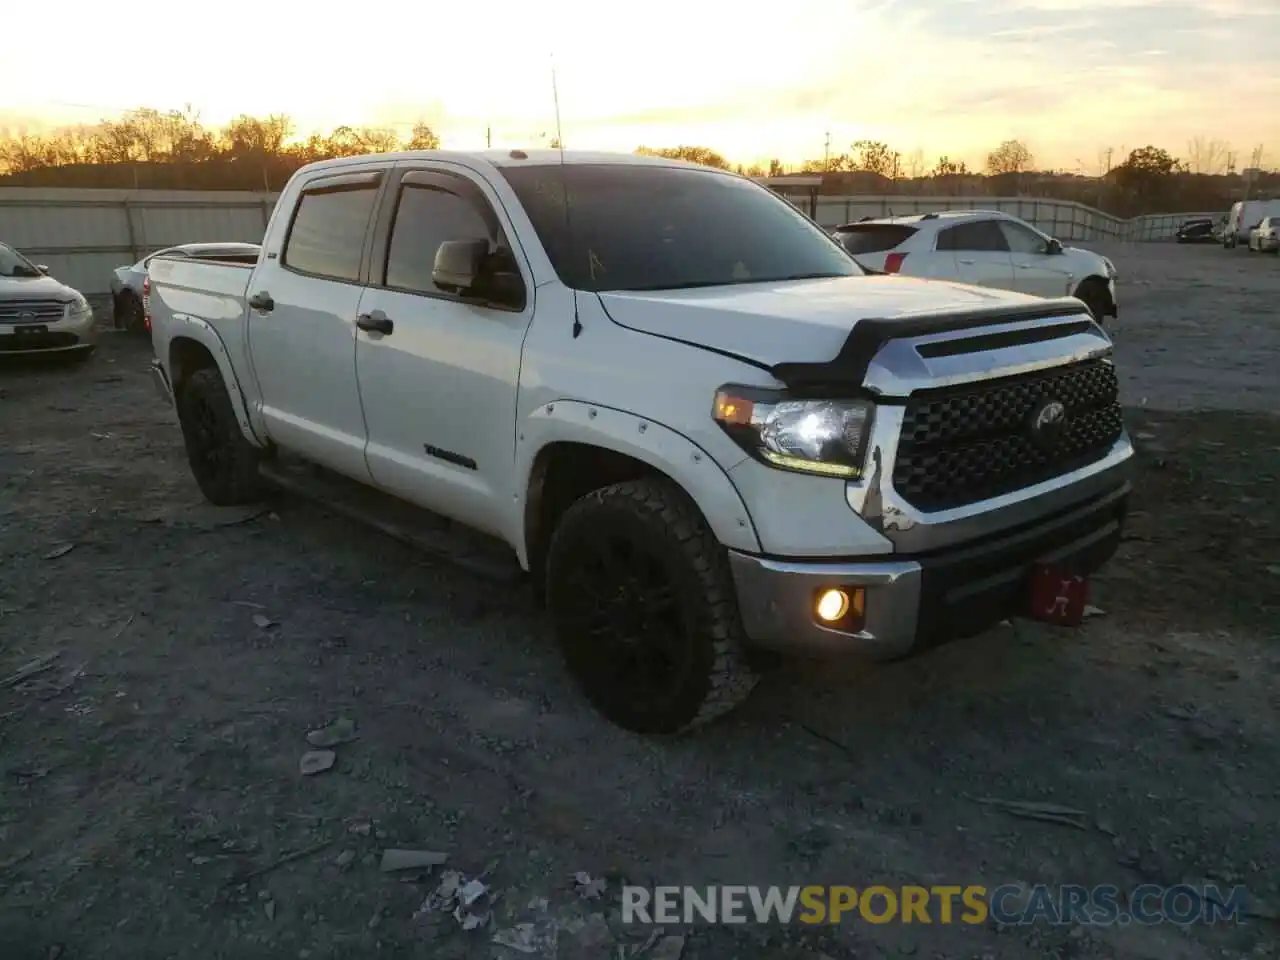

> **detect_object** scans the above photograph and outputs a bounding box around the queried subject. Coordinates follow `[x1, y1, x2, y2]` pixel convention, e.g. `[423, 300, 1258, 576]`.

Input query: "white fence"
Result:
[0, 188, 278, 300]
[0, 187, 1216, 300]
[805, 195, 1220, 243]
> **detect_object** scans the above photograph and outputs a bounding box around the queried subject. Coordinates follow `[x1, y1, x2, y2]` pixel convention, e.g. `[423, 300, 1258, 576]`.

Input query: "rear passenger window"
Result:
[937, 221, 1010, 252]
[384, 181, 495, 294]
[283, 183, 380, 282]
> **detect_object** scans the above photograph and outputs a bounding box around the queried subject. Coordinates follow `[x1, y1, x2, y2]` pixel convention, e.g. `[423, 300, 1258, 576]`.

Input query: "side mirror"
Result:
[432, 239, 488, 293]
[35, 264, 50, 274]
[432, 239, 525, 309]
[1045, 238, 1064, 255]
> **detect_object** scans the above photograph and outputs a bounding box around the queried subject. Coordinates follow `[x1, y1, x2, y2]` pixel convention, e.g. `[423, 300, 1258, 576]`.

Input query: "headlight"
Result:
[65, 294, 92, 319]
[1102, 258, 1117, 278]
[712, 387, 873, 478]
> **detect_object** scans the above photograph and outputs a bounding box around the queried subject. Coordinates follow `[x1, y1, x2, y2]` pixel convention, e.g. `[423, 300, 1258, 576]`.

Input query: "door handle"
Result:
[958, 258, 975, 265]
[248, 291, 274, 312]
[1017, 263, 1032, 269]
[356, 311, 394, 335]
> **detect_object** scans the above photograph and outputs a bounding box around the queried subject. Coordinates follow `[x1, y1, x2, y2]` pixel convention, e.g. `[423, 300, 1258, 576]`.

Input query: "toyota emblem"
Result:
[1029, 399, 1067, 449]
[18, 310, 36, 322]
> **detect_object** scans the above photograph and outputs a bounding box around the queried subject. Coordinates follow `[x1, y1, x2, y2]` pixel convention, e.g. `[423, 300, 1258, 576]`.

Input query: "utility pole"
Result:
[823, 131, 831, 171]
[486, 125, 491, 149]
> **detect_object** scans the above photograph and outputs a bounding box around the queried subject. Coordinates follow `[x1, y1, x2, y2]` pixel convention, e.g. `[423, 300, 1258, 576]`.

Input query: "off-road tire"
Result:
[545, 478, 759, 735]
[176, 367, 262, 506]
[1074, 278, 1110, 325]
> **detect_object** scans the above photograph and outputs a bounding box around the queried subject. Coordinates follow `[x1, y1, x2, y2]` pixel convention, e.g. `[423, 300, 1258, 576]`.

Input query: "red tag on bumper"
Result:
[1028, 564, 1089, 627]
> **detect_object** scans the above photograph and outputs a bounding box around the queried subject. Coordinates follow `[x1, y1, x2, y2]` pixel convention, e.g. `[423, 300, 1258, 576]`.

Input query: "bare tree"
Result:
[904, 148, 926, 179]
[1096, 146, 1114, 178]
[405, 122, 441, 151]
[851, 140, 902, 179]
[1185, 136, 1230, 175]
[931, 156, 969, 177]
[986, 139, 1034, 176]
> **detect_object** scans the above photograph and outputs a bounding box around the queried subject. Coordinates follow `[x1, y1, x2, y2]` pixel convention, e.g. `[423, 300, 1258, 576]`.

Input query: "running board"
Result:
[257, 457, 525, 584]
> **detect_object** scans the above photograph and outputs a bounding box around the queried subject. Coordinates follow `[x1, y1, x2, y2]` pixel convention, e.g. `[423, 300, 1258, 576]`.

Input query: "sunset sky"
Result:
[2, 0, 1277, 171]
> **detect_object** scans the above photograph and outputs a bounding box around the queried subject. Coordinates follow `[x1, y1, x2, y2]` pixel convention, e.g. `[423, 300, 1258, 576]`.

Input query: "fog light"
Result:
[816, 588, 850, 623]
[813, 587, 866, 628]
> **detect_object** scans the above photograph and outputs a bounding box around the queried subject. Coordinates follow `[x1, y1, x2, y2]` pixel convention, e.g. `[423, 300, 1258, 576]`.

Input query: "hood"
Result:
[0, 274, 80, 301]
[597, 275, 1045, 367]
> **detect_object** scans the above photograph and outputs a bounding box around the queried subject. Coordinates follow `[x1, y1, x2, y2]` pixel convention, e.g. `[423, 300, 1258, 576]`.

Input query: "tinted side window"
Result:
[384, 181, 494, 294]
[938, 221, 1010, 252]
[283, 184, 379, 282]
[998, 221, 1048, 254]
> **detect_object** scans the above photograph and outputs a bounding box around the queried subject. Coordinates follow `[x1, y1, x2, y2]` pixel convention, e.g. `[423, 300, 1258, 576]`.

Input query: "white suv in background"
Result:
[832, 210, 1118, 323]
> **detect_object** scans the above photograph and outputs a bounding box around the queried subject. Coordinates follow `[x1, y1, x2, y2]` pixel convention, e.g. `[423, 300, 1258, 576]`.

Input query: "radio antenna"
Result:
[551, 59, 582, 338]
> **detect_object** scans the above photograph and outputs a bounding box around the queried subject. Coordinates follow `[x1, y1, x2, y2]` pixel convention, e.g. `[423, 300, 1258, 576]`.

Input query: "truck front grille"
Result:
[0, 298, 66, 324]
[892, 358, 1124, 512]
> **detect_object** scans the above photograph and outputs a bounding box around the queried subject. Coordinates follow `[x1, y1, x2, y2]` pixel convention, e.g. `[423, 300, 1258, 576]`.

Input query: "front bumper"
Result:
[0, 312, 97, 356]
[729, 481, 1129, 659]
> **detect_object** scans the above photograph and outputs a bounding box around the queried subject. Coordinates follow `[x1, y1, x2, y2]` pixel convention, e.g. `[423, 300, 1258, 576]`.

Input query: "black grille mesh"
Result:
[893, 359, 1123, 511]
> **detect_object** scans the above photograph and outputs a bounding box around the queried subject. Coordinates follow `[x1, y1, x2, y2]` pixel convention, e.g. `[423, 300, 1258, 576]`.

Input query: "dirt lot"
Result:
[2, 242, 1278, 960]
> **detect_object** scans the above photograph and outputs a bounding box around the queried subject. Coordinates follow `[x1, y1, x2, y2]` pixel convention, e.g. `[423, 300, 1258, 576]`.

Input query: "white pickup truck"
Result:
[147, 150, 1133, 735]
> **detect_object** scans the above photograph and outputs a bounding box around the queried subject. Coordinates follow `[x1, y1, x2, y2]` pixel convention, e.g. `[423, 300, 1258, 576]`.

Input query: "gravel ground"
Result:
[1, 242, 1278, 960]
[1093, 240, 1280, 412]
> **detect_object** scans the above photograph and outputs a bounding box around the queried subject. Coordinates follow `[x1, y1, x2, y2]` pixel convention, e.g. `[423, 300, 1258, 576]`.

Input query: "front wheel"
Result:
[175, 367, 262, 506]
[1074, 279, 1111, 325]
[544, 478, 759, 735]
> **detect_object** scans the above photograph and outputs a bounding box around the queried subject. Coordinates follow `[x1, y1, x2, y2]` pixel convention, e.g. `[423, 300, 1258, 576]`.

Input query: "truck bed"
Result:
[147, 255, 255, 325]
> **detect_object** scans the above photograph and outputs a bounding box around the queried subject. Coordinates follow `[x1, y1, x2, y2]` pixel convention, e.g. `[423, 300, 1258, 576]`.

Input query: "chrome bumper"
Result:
[729, 481, 1130, 659]
[150, 359, 173, 405]
[729, 553, 922, 659]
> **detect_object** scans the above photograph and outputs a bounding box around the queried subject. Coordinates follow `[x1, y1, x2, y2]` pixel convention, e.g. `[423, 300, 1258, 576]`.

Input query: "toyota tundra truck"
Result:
[146, 150, 1133, 735]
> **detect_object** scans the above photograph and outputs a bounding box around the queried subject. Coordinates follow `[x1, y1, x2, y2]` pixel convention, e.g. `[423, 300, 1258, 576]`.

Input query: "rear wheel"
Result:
[175, 367, 262, 505]
[114, 292, 145, 332]
[544, 478, 758, 735]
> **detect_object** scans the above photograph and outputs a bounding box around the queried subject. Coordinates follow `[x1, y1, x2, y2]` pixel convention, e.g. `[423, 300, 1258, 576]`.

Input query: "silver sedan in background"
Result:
[1, 241, 97, 361]
[1247, 217, 1280, 254]
[110, 242, 261, 332]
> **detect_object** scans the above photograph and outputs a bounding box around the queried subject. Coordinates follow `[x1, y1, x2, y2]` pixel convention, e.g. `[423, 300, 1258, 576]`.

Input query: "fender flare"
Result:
[164, 316, 270, 448]
[515, 399, 762, 561]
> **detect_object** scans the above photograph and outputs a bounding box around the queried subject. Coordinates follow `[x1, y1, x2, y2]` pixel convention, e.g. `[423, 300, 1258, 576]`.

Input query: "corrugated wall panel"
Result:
[0, 201, 129, 252]
[1, 188, 1223, 298]
[132, 204, 268, 249]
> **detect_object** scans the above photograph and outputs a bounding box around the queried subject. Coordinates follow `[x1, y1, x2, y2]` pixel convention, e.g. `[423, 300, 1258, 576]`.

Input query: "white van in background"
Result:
[1224, 200, 1280, 248]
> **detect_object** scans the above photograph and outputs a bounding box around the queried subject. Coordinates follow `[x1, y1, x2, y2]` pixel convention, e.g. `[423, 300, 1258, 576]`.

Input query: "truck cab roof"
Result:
[294, 149, 714, 177]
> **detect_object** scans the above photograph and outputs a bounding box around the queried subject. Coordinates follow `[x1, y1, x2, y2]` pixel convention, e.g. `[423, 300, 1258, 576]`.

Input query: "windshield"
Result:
[0, 242, 42, 278]
[499, 163, 862, 292]
[833, 223, 918, 254]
